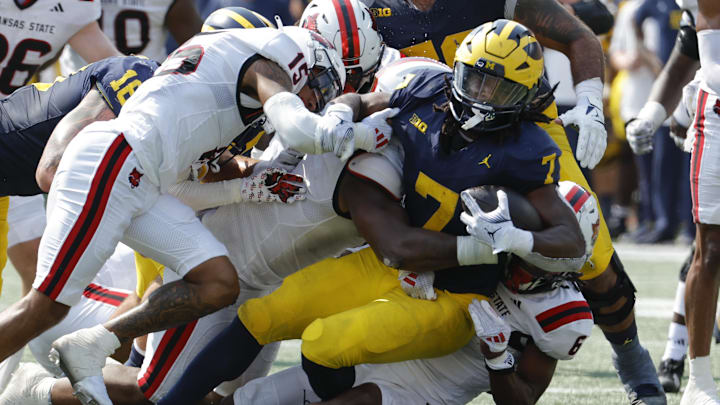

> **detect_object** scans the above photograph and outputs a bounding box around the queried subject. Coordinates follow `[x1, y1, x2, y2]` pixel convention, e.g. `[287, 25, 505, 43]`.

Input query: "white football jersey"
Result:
[200, 142, 366, 289]
[0, 0, 100, 96]
[114, 28, 308, 191]
[59, 0, 174, 75]
[354, 282, 594, 405]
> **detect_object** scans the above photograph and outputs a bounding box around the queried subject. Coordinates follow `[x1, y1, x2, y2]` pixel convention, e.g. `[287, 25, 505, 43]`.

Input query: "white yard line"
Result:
[613, 242, 691, 262]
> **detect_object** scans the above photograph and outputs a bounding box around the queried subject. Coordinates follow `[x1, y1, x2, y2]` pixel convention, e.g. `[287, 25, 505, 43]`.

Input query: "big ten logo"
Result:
[370, 7, 391, 17]
[476, 59, 496, 70]
[409, 113, 427, 133]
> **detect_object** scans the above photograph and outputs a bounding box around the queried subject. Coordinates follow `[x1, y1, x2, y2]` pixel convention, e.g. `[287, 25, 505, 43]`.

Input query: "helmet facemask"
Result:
[307, 47, 344, 111]
[450, 61, 539, 133]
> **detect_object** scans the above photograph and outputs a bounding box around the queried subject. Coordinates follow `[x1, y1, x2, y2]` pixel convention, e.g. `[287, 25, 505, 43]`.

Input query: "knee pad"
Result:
[582, 253, 637, 326]
[679, 243, 695, 282]
[301, 355, 355, 401]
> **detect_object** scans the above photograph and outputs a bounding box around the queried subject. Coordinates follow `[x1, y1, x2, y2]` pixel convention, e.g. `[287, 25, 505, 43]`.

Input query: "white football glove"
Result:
[252, 148, 305, 173]
[469, 299, 510, 354]
[354, 107, 399, 153]
[626, 101, 667, 155]
[398, 270, 437, 301]
[316, 104, 357, 161]
[459, 189, 533, 257]
[239, 168, 306, 204]
[556, 78, 607, 169]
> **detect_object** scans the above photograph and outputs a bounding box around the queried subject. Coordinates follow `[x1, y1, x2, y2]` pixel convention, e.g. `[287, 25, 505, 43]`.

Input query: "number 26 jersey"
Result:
[0, 0, 101, 97]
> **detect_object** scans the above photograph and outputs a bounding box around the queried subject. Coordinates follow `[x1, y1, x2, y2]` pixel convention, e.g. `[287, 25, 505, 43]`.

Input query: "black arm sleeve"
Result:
[571, 0, 615, 35]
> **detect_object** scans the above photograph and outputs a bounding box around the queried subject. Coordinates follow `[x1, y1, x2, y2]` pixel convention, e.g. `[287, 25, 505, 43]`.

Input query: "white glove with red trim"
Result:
[353, 107, 399, 153]
[398, 270, 437, 301]
[469, 299, 510, 354]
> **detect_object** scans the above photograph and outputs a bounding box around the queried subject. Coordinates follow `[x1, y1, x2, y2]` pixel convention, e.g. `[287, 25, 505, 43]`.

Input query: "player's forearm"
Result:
[489, 373, 538, 405]
[647, 48, 700, 111]
[516, 0, 604, 83]
[36, 89, 116, 192]
[330, 92, 391, 121]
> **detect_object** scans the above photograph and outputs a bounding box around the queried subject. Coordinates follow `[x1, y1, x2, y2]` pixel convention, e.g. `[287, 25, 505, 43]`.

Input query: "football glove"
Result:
[253, 148, 306, 173]
[316, 104, 357, 161]
[469, 299, 510, 354]
[459, 189, 533, 257]
[239, 168, 306, 204]
[556, 78, 607, 169]
[626, 101, 667, 155]
[398, 270, 437, 301]
[353, 107, 398, 153]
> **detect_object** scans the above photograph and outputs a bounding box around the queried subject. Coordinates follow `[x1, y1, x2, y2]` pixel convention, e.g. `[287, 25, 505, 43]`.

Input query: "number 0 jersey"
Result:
[0, 55, 158, 196]
[60, 0, 176, 75]
[0, 0, 101, 97]
[389, 69, 560, 295]
[363, 0, 515, 64]
[112, 28, 307, 191]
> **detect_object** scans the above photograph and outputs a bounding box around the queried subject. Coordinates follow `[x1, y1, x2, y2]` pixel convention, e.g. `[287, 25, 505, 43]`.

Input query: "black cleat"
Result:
[657, 357, 684, 394]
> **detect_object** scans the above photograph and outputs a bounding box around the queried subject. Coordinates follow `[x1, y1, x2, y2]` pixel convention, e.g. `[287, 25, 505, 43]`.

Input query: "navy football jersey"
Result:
[389, 69, 560, 294]
[0, 55, 158, 196]
[365, 0, 513, 64]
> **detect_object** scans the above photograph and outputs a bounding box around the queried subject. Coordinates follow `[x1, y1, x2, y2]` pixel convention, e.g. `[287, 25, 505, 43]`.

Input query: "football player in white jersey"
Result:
[680, 1, 720, 404]
[0, 24, 399, 405]
[59, 0, 203, 75]
[200, 180, 597, 405]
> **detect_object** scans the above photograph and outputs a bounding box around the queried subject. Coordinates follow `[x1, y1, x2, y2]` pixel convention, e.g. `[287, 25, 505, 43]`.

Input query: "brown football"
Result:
[460, 185, 543, 231]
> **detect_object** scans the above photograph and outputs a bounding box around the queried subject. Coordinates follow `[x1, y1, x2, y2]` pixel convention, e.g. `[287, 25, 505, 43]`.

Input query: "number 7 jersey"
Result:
[0, 0, 101, 97]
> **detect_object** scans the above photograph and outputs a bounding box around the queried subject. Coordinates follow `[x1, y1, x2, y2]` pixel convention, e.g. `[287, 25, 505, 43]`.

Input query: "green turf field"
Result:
[2, 243, 718, 404]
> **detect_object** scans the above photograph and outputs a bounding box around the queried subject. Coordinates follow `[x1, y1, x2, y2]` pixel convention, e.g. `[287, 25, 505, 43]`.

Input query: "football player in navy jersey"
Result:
[158, 20, 588, 405]
[367, 0, 666, 403]
[0, 55, 158, 291]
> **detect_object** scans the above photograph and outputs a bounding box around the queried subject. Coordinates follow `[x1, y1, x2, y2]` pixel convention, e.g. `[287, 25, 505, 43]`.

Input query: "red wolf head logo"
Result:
[129, 168, 143, 189]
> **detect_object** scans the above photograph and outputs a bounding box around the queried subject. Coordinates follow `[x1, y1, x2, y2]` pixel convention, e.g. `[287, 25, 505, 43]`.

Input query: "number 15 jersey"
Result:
[0, 0, 101, 97]
[115, 28, 307, 191]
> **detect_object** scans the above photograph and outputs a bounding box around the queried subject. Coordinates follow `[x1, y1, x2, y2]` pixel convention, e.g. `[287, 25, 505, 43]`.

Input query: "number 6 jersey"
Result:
[0, 0, 101, 97]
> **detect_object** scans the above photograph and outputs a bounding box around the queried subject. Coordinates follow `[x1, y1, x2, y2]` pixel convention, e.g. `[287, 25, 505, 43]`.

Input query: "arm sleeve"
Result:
[263, 92, 324, 155]
[168, 179, 245, 211]
[572, 0, 615, 35]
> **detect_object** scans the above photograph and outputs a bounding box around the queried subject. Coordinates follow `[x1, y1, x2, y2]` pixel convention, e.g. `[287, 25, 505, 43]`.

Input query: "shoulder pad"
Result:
[389, 69, 451, 110]
[373, 57, 451, 93]
[531, 288, 593, 360]
[347, 141, 404, 199]
[232, 28, 307, 94]
[94, 56, 160, 115]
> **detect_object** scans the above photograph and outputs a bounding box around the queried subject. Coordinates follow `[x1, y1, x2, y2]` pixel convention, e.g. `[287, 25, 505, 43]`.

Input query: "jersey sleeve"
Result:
[499, 123, 561, 194]
[64, 0, 102, 32]
[527, 286, 594, 361]
[93, 56, 160, 115]
[389, 69, 451, 111]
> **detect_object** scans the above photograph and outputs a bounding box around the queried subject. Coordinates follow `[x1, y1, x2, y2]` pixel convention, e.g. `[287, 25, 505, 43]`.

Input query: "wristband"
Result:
[636, 101, 668, 131]
[485, 350, 515, 373]
[574, 77, 604, 112]
[457, 236, 497, 266]
[506, 229, 533, 257]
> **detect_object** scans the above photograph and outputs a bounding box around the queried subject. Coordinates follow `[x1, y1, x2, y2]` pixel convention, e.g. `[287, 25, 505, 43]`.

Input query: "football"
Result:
[460, 185, 543, 231]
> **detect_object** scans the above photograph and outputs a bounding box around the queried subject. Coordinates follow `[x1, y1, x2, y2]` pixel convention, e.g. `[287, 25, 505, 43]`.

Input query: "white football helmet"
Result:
[300, 0, 384, 92]
[280, 26, 346, 111]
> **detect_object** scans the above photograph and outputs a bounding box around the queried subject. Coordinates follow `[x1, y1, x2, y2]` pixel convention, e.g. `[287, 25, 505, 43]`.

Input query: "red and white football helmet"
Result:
[300, 0, 385, 92]
[504, 181, 600, 294]
[280, 26, 346, 111]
